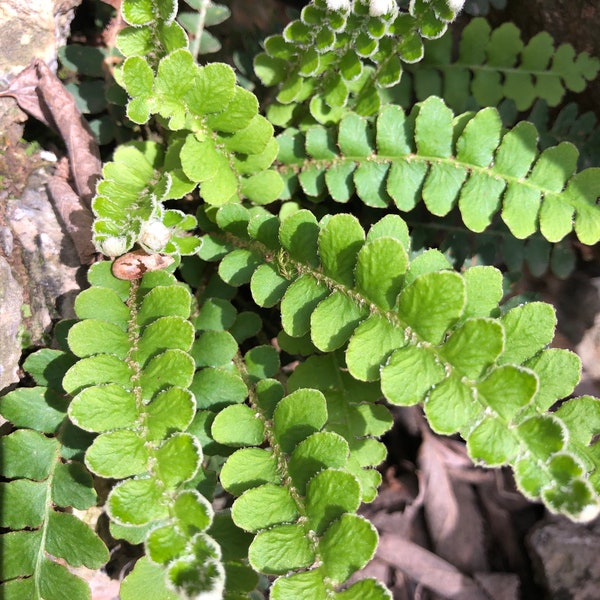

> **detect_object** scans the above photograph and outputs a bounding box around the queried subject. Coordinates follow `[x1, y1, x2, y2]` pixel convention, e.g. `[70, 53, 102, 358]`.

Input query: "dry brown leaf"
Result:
[47, 163, 97, 264]
[474, 573, 520, 600]
[112, 249, 175, 280]
[361, 467, 426, 542]
[0, 59, 101, 206]
[418, 432, 488, 574]
[376, 534, 492, 600]
[0, 59, 102, 263]
[475, 474, 535, 575]
[0, 63, 53, 127]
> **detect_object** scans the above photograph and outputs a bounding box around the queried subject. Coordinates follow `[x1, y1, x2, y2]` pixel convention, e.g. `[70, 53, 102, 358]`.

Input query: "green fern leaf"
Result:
[217, 383, 385, 595]
[276, 97, 600, 244]
[403, 18, 600, 112]
[64, 261, 225, 599]
[0, 351, 107, 599]
[200, 204, 600, 521]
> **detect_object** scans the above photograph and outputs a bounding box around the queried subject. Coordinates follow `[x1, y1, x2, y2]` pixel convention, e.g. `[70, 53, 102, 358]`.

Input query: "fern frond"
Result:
[254, 0, 460, 126]
[400, 18, 600, 113]
[174, 253, 393, 596]
[63, 262, 226, 599]
[93, 140, 200, 257]
[117, 0, 187, 68]
[98, 0, 282, 251]
[287, 353, 393, 502]
[190, 221, 394, 504]
[216, 380, 392, 600]
[276, 97, 600, 244]
[527, 100, 600, 170]
[200, 203, 600, 521]
[0, 350, 108, 599]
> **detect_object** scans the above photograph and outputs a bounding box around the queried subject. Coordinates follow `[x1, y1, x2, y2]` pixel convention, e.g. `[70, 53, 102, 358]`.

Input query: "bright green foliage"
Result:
[4, 0, 600, 597]
[64, 262, 226, 599]
[0, 350, 108, 599]
[116, 0, 281, 204]
[401, 18, 600, 113]
[184, 234, 394, 594]
[255, 0, 461, 125]
[94, 0, 281, 257]
[218, 384, 389, 599]
[118, 0, 186, 65]
[287, 355, 392, 502]
[190, 240, 390, 495]
[199, 204, 600, 521]
[276, 98, 600, 244]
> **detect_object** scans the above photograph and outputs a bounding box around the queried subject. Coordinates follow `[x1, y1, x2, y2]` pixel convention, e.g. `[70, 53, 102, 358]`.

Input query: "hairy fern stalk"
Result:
[1, 0, 600, 598]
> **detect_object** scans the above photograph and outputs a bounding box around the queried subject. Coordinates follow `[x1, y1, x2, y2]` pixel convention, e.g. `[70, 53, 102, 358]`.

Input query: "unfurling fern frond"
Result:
[98, 0, 282, 258]
[92, 141, 200, 257]
[276, 97, 600, 244]
[5, 0, 599, 596]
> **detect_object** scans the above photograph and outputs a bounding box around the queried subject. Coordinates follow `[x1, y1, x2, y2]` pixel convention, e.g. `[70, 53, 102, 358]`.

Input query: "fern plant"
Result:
[2, 0, 600, 598]
[399, 17, 600, 113]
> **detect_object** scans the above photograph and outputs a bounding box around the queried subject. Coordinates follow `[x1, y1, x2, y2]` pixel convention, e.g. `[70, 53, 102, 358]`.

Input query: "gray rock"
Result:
[528, 516, 600, 600]
[0, 0, 85, 394]
[0, 163, 84, 393]
[0, 256, 23, 391]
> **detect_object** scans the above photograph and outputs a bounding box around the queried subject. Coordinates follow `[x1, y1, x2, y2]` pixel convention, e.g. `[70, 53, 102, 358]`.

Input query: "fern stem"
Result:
[125, 279, 144, 409]
[277, 152, 543, 197]
[232, 352, 305, 509]
[190, 0, 211, 62]
[32, 450, 59, 597]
